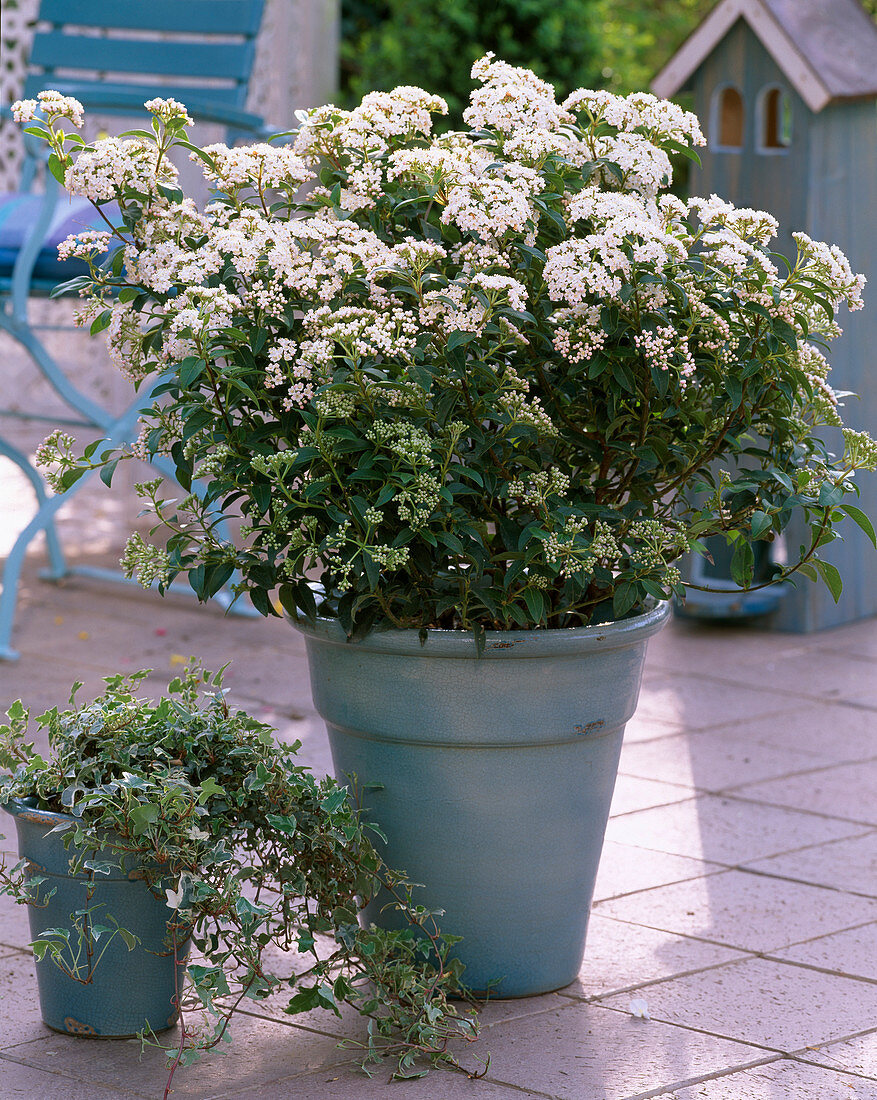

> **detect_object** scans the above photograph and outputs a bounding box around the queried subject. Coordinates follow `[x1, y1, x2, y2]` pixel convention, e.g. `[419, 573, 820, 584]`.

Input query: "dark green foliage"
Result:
[340, 0, 604, 125]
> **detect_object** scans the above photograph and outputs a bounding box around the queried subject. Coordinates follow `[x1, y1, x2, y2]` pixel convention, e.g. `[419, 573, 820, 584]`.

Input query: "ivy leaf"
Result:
[197, 777, 227, 805]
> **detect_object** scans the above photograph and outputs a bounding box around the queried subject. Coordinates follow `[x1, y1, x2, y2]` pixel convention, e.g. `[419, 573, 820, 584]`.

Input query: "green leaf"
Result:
[99, 460, 119, 488]
[839, 504, 877, 548]
[197, 777, 227, 805]
[447, 329, 475, 352]
[750, 510, 772, 539]
[118, 928, 139, 951]
[522, 586, 545, 623]
[128, 804, 159, 835]
[612, 581, 638, 618]
[813, 558, 843, 603]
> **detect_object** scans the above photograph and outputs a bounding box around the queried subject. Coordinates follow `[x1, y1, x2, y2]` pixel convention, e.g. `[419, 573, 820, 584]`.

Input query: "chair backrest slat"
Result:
[31, 33, 254, 83]
[21, 76, 245, 112]
[37, 0, 264, 37]
[26, 0, 265, 113]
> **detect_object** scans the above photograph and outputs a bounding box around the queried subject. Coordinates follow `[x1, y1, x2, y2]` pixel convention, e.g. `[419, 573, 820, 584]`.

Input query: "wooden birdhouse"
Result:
[653, 0, 877, 631]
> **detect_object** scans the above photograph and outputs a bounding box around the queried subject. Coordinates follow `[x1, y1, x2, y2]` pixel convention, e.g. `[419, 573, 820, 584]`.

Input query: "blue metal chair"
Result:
[0, 0, 269, 658]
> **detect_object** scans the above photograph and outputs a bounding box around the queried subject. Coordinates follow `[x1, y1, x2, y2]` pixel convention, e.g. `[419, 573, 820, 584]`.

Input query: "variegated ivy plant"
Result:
[17, 56, 875, 636]
[0, 665, 479, 1089]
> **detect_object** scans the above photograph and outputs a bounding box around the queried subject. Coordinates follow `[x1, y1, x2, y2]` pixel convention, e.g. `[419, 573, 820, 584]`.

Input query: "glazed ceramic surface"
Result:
[4, 799, 186, 1036]
[297, 602, 669, 997]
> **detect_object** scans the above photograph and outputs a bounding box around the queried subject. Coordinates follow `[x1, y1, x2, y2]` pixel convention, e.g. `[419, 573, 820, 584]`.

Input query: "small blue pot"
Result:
[3, 798, 187, 1037]
[296, 602, 669, 997]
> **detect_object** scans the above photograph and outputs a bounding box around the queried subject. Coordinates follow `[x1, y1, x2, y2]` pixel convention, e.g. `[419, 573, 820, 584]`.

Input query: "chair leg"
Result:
[3, 313, 115, 432]
[0, 486, 74, 660]
[0, 435, 67, 580]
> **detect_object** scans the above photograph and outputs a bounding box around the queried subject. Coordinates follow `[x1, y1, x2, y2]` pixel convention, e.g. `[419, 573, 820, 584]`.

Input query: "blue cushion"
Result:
[0, 193, 119, 283]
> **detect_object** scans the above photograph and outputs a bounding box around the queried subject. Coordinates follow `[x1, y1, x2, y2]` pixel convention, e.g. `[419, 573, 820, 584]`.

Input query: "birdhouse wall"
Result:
[687, 19, 877, 630]
[689, 18, 810, 261]
[771, 101, 877, 630]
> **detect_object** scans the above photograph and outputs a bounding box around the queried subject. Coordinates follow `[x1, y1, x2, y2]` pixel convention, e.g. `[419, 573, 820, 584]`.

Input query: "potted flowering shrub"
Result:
[0, 664, 476, 1090]
[16, 58, 874, 995]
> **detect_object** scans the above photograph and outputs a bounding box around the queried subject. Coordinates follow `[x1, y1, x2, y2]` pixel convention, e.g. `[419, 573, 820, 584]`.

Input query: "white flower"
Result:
[465, 54, 572, 134]
[145, 97, 193, 125]
[13, 90, 85, 127]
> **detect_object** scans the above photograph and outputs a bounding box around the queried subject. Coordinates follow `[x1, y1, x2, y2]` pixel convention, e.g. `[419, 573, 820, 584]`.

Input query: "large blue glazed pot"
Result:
[2, 798, 187, 1037]
[296, 601, 669, 997]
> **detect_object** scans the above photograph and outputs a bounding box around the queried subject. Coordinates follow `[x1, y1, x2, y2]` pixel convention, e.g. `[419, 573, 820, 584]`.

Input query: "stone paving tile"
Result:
[618, 728, 833, 792]
[819, 617, 877, 661]
[707, 649, 877, 708]
[645, 617, 820, 676]
[652, 1055, 873, 1098]
[610, 775, 691, 817]
[600, 956, 877, 1053]
[770, 922, 877, 983]
[3, 1013, 362, 1099]
[565, 914, 748, 1000]
[593, 841, 725, 903]
[0, 893, 32, 951]
[435, 1000, 768, 1100]
[0, 1055, 150, 1099]
[699, 702, 877, 763]
[734, 761, 877, 827]
[603, 793, 860, 864]
[622, 711, 689, 744]
[801, 1028, 877, 1081]
[596, 869, 877, 954]
[0, 951, 52, 1048]
[633, 674, 793, 733]
[742, 831, 877, 898]
[212, 1068, 534, 1100]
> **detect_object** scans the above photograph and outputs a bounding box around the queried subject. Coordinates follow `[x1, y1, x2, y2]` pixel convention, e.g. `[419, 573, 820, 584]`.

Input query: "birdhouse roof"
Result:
[652, 0, 877, 113]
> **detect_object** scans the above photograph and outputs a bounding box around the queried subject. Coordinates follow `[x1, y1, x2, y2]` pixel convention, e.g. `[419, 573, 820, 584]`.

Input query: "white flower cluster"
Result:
[66, 136, 177, 204]
[293, 85, 447, 166]
[199, 143, 313, 192]
[163, 286, 241, 363]
[265, 339, 314, 410]
[795, 343, 841, 427]
[57, 230, 113, 262]
[793, 232, 866, 313]
[634, 325, 695, 383]
[107, 300, 151, 381]
[442, 174, 538, 240]
[396, 473, 441, 527]
[34, 429, 76, 492]
[551, 305, 608, 364]
[543, 518, 619, 579]
[843, 429, 877, 471]
[367, 421, 433, 465]
[626, 520, 690, 569]
[508, 468, 570, 508]
[120, 532, 171, 589]
[465, 53, 572, 134]
[13, 90, 84, 127]
[144, 97, 193, 125]
[563, 88, 705, 148]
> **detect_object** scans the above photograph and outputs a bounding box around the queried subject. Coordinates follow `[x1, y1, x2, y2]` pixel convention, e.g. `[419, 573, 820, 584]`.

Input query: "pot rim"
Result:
[1, 795, 73, 830]
[292, 599, 670, 659]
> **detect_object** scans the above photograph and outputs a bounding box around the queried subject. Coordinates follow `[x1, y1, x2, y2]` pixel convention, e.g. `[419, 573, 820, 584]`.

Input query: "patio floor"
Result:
[0, 553, 875, 1099]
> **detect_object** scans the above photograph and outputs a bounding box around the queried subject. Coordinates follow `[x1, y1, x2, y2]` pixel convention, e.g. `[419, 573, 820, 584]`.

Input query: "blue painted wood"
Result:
[39, 0, 264, 36]
[296, 605, 670, 998]
[30, 33, 255, 82]
[683, 16, 877, 631]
